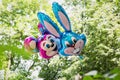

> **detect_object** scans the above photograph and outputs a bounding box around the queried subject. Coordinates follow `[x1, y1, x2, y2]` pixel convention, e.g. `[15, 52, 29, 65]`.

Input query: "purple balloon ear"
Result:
[38, 23, 44, 35]
[38, 22, 50, 35]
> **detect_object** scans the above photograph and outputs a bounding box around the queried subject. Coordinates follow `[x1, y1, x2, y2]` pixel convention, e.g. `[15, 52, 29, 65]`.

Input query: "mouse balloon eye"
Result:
[65, 41, 71, 47]
[71, 37, 77, 43]
[50, 39, 54, 43]
[46, 44, 50, 48]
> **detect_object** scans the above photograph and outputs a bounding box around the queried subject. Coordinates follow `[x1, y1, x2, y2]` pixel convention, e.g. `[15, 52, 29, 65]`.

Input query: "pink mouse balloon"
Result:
[24, 23, 61, 59]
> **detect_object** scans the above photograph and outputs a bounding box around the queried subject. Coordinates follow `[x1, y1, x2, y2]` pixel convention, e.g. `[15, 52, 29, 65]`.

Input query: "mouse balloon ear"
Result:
[24, 36, 39, 53]
[52, 2, 71, 32]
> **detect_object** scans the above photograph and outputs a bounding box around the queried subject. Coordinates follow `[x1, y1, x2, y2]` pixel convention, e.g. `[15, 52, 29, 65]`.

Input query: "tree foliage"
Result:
[0, 0, 120, 80]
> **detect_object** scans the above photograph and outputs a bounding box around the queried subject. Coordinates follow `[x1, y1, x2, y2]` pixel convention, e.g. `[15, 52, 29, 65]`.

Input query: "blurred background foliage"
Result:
[0, 0, 120, 80]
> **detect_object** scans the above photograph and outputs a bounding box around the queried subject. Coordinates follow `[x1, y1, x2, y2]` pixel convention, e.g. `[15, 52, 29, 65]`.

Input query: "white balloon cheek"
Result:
[46, 51, 57, 56]
[64, 47, 74, 54]
[48, 47, 54, 51]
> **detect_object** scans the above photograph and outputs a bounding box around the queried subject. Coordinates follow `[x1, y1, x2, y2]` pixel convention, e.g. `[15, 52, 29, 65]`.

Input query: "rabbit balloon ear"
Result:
[37, 12, 61, 38]
[52, 2, 71, 32]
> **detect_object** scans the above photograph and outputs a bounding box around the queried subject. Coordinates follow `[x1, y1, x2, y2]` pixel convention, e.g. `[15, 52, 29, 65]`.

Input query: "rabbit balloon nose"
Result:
[71, 44, 75, 47]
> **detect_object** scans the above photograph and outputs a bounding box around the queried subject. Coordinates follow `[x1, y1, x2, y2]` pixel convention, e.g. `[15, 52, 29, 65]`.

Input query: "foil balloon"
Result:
[37, 23, 61, 59]
[24, 36, 38, 53]
[37, 2, 86, 56]
[24, 23, 61, 59]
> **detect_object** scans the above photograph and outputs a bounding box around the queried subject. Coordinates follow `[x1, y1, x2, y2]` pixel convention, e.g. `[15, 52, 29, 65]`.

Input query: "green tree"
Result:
[0, 0, 120, 80]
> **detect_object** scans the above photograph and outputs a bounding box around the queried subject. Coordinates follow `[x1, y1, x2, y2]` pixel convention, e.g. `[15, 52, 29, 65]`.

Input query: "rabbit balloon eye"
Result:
[65, 41, 71, 47]
[72, 37, 77, 43]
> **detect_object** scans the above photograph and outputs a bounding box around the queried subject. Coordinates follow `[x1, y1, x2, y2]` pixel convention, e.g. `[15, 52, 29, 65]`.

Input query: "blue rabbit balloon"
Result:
[37, 2, 86, 56]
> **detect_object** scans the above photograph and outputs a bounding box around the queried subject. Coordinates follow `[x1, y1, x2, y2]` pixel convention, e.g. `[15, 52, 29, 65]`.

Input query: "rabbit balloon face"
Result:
[37, 2, 86, 56]
[60, 32, 86, 56]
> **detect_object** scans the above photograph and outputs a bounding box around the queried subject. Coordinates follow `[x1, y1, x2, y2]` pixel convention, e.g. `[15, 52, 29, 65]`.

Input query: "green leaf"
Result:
[110, 68, 120, 74]
[83, 76, 93, 80]
[0, 43, 32, 59]
[113, 72, 120, 80]
[93, 74, 103, 79]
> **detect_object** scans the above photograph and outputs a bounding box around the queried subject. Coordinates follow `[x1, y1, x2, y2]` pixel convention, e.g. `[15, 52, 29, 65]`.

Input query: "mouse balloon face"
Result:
[37, 23, 61, 59]
[24, 23, 61, 59]
[37, 2, 86, 56]
[37, 34, 59, 59]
